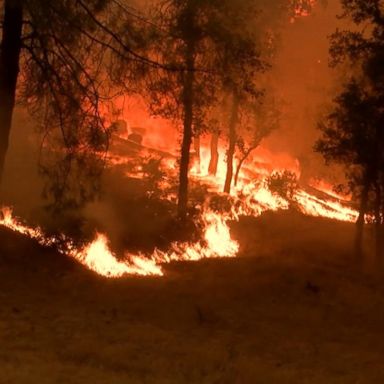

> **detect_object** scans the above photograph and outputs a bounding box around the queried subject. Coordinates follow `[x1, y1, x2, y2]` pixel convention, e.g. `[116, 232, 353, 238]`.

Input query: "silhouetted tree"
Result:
[206, 0, 305, 181]
[234, 93, 281, 186]
[0, 0, 157, 209]
[316, 81, 383, 262]
[215, 0, 273, 194]
[143, 0, 234, 219]
[128, 0, 314, 216]
[316, 0, 384, 268]
[0, 0, 23, 184]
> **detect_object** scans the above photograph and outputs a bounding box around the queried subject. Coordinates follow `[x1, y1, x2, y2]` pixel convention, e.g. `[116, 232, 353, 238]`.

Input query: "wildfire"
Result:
[0, 207, 57, 247]
[0, 207, 239, 278]
[153, 211, 239, 263]
[0, 133, 362, 279]
[292, 0, 317, 18]
[0, 207, 162, 277]
[187, 136, 358, 224]
[294, 190, 359, 223]
[309, 178, 352, 202]
[73, 234, 163, 277]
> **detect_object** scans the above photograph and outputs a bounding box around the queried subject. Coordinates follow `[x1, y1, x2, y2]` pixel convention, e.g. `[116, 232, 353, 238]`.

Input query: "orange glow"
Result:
[154, 211, 239, 263]
[0, 123, 363, 279]
[0, 207, 56, 247]
[292, 0, 317, 18]
[294, 190, 358, 223]
[73, 234, 163, 277]
[0, 207, 239, 278]
[309, 178, 352, 202]
[0, 207, 162, 277]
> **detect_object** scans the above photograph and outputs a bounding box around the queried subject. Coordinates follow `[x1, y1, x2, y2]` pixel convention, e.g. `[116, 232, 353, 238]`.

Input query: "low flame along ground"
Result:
[0, 138, 359, 278]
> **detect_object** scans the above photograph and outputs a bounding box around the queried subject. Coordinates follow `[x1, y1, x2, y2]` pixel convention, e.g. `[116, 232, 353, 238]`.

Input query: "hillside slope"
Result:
[1, 212, 384, 384]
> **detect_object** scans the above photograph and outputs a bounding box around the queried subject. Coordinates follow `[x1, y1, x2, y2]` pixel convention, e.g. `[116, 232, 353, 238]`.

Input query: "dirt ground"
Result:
[1, 211, 384, 384]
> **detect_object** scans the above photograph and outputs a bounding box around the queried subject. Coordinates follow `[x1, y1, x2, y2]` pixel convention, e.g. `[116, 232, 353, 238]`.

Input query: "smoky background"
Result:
[0, 0, 352, 251]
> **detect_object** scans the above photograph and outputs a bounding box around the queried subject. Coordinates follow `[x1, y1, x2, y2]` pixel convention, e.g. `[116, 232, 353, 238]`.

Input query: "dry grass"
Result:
[1, 212, 384, 383]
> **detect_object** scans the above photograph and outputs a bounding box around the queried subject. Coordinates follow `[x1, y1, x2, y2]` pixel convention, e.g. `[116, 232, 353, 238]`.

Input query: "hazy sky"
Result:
[262, 0, 349, 181]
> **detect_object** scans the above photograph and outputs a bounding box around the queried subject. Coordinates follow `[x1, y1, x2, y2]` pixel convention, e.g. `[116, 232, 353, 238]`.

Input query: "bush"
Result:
[142, 157, 166, 197]
[266, 170, 298, 200]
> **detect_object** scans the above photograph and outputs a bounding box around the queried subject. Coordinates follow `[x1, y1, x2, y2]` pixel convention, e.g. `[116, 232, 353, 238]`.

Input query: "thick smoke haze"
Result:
[1, 109, 44, 219]
[1, 0, 349, 228]
[265, 0, 345, 182]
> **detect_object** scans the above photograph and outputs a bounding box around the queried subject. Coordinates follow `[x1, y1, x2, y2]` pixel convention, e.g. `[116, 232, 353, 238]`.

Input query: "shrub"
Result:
[266, 170, 298, 200]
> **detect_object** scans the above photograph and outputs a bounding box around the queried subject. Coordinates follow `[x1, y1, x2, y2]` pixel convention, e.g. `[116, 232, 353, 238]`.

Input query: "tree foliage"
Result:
[316, 0, 384, 265]
[267, 170, 298, 200]
[0, 0, 155, 211]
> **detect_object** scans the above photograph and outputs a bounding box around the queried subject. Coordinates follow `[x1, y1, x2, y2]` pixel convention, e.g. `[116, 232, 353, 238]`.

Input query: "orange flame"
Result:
[294, 190, 359, 223]
[73, 234, 163, 277]
[0, 207, 239, 278]
[0, 128, 363, 279]
[153, 211, 239, 263]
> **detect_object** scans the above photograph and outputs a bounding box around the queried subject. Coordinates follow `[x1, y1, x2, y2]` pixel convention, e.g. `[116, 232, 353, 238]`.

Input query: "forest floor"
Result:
[1, 210, 384, 384]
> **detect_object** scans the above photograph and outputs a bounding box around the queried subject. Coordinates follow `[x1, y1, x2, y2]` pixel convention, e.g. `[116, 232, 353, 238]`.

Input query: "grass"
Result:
[1, 211, 384, 383]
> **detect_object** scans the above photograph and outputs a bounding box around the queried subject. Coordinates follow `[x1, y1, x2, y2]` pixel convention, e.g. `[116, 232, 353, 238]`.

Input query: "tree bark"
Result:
[355, 178, 369, 265]
[193, 135, 200, 173]
[380, 187, 384, 272]
[234, 145, 259, 187]
[208, 132, 219, 176]
[374, 182, 382, 267]
[177, 31, 195, 220]
[0, 0, 23, 184]
[223, 91, 239, 194]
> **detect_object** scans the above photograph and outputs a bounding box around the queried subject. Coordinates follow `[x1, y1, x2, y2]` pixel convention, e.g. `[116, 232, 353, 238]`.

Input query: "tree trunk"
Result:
[177, 35, 195, 220]
[223, 91, 239, 194]
[380, 188, 384, 272]
[0, 0, 23, 184]
[208, 132, 219, 176]
[193, 136, 200, 173]
[374, 182, 382, 267]
[355, 179, 369, 265]
[234, 145, 259, 187]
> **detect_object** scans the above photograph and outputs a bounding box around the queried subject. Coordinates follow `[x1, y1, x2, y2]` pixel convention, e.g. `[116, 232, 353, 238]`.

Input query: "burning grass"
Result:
[0, 206, 239, 278]
[0, 133, 361, 279]
[0, 173, 358, 279]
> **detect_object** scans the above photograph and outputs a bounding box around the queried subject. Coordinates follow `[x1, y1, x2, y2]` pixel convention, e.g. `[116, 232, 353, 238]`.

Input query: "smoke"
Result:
[0, 108, 45, 221]
[0, 0, 353, 246]
[264, 0, 346, 183]
[130, 0, 350, 183]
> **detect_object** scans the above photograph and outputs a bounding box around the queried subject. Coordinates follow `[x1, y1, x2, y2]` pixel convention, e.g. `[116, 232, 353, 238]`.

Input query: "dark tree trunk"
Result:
[223, 91, 239, 194]
[374, 182, 382, 266]
[208, 132, 219, 176]
[0, 0, 23, 184]
[193, 136, 200, 173]
[177, 37, 195, 220]
[380, 189, 384, 272]
[234, 144, 259, 187]
[355, 178, 369, 265]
